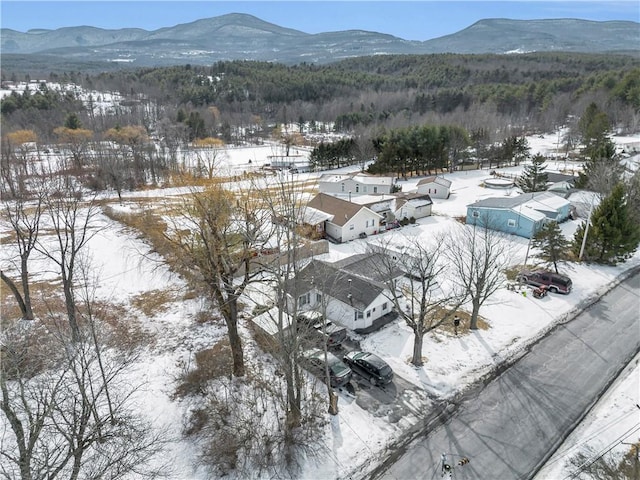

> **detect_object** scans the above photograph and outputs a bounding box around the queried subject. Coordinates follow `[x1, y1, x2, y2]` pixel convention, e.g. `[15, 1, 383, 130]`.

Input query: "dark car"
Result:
[297, 312, 347, 348]
[342, 351, 394, 386]
[516, 270, 572, 294]
[301, 348, 353, 388]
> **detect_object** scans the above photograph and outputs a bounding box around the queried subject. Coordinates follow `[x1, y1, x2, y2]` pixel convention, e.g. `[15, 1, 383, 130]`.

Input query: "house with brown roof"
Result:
[307, 193, 383, 243]
[416, 175, 452, 199]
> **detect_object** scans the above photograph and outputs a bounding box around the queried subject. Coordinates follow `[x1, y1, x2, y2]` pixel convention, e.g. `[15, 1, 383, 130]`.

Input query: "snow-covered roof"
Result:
[251, 306, 292, 336]
[511, 205, 547, 222]
[301, 206, 334, 225]
[417, 176, 452, 188]
[523, 191, 570, 211]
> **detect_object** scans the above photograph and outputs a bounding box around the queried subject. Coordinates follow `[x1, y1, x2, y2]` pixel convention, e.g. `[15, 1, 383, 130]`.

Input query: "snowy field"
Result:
[1, 131, 639, 479]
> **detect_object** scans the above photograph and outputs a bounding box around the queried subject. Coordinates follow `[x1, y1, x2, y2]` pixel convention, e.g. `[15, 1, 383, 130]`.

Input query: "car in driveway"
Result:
[343, 351, 394, 386]
[301, 348, 353, 388]
[516, 270, 572, 294]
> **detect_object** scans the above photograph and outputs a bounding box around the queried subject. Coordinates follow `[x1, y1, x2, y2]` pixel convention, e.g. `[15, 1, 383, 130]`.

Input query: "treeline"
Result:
[3, 52, 634, 132]
[2, 52, 639, 153]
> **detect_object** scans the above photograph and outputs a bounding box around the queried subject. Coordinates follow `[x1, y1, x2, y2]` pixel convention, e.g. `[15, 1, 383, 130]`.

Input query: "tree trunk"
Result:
[62, 273, 80, 342]
[411, 329, 425, 367]
[328, 389, 339, 415]
[470, 297, 481, 330]
[1, 270, 28, 320]
[20, 256, 34, 320]
[224, 299, 245, 377]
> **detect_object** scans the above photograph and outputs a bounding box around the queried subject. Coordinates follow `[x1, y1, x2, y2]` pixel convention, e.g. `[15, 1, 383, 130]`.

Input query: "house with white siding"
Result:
[416, 176, 452, 199]
[283, 257, 400, 331]
[318, 172, 395, 196]
[307, 193, 383, 243]
[393, 193, 433, 221]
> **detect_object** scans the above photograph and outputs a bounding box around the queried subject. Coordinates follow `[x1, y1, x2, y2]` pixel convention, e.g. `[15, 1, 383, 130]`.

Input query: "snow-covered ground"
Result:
[1, 131, 639, 479]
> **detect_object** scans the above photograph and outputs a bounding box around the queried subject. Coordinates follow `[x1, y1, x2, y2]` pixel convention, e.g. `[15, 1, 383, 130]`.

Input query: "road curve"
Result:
[371, 271, 640, 480]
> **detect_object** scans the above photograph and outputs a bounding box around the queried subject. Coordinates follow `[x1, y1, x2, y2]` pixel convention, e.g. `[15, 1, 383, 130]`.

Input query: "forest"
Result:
[2, 52, 639, 145]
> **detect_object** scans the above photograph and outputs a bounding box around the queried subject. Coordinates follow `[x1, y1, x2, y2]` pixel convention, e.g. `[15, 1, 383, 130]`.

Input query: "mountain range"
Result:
[1, 13, 638, 69]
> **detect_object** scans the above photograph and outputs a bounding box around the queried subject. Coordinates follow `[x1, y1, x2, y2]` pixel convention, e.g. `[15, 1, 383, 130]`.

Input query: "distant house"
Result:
[345, 192, 433, 226]
[267, 154, 311, 172]
[307, 193, 383, 243]
[283, 258, 397, 331]
[393, 193, 433, 221]
[318, 172, 395, 196]
[545, 172, 578, 198]
[466, 192, 572, 238]
[416, 176, 452, 199]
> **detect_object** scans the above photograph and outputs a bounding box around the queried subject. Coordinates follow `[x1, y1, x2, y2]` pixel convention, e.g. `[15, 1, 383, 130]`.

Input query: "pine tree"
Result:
[532, 221, 570, 273]
[517, 154, 548, 192]
[572, 183, 640, 264]
[63, 112, 82, 130]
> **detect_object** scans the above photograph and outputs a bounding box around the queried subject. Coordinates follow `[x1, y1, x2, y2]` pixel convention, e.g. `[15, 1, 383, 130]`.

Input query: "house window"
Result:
[507, 219, 516, 227]
[356, 185, 360, 193]
[428, 188, 431, 194]
[341, 183, 345, 192]
[434, 189, 437, 194]
[472, 211, 479, 218]
[366, 310, 371, 318]
[316, 293, 322, 303]
[298, 292, 310, 306]
[354, 310, 363, 321]
[374, 187, 378, 193]
[350, 224, 354, 230]
[382, 302, 388, 310]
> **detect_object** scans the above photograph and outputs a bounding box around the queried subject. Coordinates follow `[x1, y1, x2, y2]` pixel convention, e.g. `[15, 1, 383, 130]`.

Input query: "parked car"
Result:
[342, 351, 394, 386]
[297, 312, 347, 348]
[516, 270, 572, 294]
[301, 348, 353, 388]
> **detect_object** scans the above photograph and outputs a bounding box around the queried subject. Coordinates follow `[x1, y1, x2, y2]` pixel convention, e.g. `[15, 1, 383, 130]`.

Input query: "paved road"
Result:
[371, 272, 640, 480]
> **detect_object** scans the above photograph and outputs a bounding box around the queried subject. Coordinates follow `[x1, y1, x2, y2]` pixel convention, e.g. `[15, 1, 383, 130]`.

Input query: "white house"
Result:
[416, 175, 452, 199]
[393, 193, 433, 221]
[318, 172, 395, 196]
[283, 259, 396, 331]
[307, 193, 383, 243]
[346, 192, 433, 226]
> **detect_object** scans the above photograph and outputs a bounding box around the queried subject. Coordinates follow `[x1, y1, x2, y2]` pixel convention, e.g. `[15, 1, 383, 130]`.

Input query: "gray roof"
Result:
[285, 259, 386, 310]
[332, 252, 404, 283]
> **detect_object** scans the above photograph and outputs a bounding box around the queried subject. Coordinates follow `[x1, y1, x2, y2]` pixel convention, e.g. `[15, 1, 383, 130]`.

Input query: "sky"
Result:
[0, 1, 638, 41]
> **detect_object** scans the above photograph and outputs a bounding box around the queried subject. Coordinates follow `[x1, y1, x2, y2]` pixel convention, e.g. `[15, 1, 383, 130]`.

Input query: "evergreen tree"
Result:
[575, 103, 621, 193]
[532, 221, 570, 273]
[572, 183, 640, 264]
[517, 154, 548, 193]
[64, 112, 82, 130]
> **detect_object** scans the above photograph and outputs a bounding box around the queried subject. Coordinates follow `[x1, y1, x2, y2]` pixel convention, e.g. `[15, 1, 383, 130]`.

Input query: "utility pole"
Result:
[579, 196, 596, 261]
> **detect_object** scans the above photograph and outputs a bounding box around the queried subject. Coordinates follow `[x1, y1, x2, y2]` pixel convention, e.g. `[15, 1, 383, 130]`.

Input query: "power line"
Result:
[564, 423, 640, 479]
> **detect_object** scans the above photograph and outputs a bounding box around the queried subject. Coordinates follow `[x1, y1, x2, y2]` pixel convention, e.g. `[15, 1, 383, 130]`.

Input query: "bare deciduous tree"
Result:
[370, 235, 464, 367]
[167, 183, 271, 377]
[35, 175, 101, 342]
[1, 190, 43, 320]
[445, 222, 512, 330]
[0, 322, 167, 480]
